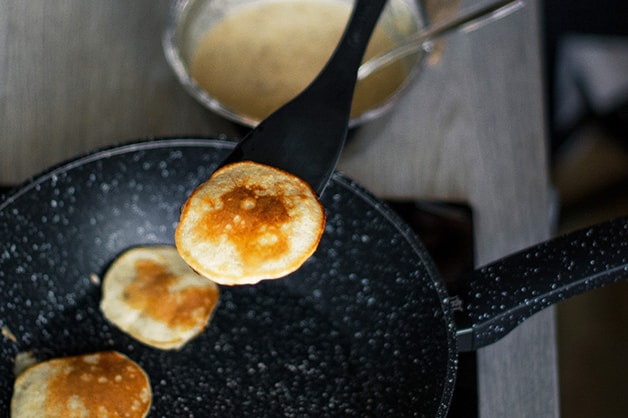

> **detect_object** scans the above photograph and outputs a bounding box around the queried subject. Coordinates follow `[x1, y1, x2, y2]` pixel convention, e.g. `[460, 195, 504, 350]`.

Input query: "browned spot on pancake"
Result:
[175, 161, 326, 285]
[124, 259, 219, 330]
[45, 352, 150, 417]
[197, 184, 292, 268]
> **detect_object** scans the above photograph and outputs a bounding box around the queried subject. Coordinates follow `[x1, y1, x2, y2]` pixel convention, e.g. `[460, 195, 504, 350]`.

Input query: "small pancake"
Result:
[176, 161, 326, 285]
[100, 245, 220, 350]
[11, 351, 151, 418]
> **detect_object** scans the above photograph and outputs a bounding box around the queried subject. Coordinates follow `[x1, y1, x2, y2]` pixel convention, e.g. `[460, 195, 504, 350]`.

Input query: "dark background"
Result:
[542, 1, 628, 417]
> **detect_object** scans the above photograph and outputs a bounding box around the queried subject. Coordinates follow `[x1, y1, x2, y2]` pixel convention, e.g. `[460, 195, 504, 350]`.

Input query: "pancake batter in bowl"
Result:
[190, 0, 409, 123]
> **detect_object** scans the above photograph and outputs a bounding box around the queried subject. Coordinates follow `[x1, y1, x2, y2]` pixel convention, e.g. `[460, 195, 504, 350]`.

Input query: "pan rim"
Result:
[0, 136, 234, 210]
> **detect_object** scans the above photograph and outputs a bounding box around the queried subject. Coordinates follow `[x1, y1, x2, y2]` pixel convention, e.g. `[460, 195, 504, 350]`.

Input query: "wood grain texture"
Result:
[341, 0, 557, 416]
[0, 0, 239, 184]
[0, 0, 556, 416]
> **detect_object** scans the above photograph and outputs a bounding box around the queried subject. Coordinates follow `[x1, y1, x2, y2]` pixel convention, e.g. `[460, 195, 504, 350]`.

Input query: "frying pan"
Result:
[0, 138, 626, 417]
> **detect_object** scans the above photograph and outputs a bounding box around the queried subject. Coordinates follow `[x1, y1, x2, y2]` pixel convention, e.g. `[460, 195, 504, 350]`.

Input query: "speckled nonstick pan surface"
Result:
[0, 138, 455, 417]
[1, 138, 626, 417]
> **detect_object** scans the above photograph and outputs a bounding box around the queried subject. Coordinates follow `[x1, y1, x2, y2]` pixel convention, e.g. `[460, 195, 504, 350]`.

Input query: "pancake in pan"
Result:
[11, 351, 151, 418]
[100, 245, 220, 350]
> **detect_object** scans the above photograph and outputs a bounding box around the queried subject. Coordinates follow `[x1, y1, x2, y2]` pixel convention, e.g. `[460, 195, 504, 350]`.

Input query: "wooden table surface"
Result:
[0, 0, 555, 416]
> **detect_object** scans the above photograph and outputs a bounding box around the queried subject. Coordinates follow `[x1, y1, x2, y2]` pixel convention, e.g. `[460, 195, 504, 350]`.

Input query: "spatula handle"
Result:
[221, 0, 388, 195]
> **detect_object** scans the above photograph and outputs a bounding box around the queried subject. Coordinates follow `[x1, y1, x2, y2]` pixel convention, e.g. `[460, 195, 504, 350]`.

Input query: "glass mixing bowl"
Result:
[163, 0, 427, 128]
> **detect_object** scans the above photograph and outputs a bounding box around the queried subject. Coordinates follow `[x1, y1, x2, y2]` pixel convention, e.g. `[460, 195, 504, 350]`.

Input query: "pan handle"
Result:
[454, 216, 627, 352]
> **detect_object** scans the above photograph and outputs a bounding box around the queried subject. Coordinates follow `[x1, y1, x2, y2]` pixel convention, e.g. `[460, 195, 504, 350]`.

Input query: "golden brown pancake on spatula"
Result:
[100, 245, 220, 350]
[175, 161, 326, 285]
[11, 351, 151, 418]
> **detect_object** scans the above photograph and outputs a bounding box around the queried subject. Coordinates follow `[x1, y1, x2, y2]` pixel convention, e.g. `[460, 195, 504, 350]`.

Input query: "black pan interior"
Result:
[0, 138, 456, 417]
